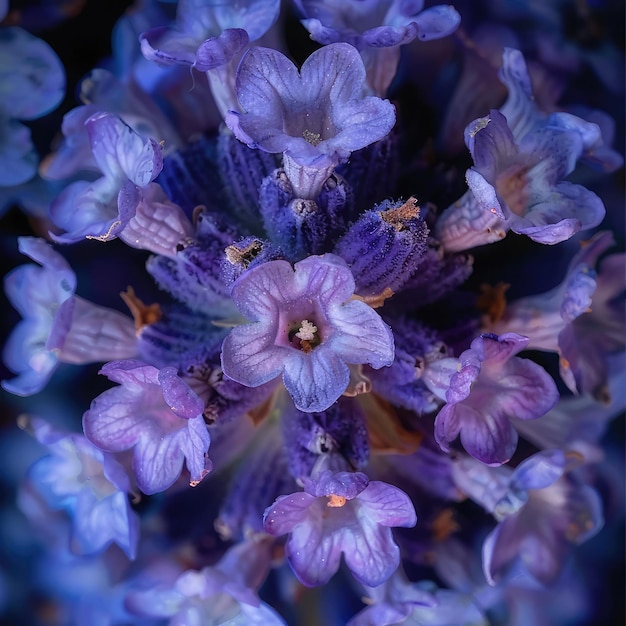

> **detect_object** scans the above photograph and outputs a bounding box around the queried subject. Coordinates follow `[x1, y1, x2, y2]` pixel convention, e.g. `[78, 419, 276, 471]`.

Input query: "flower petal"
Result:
[282, 347, 350, 412]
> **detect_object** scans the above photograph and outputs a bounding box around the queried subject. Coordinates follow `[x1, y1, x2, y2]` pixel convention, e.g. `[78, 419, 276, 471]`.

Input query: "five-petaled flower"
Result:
[263, 470, 416, 586]
[226, 43, 396, 198]
[220, 253, 395, 412]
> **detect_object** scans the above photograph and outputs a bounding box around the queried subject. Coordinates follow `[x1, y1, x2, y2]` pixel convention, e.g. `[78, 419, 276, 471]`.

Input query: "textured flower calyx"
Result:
[220, 254, 394, 412]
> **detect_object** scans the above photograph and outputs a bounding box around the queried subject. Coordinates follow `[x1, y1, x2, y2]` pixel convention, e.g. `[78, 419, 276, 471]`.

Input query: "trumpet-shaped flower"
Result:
[427, 333, 559, 465]
[49, 112, 163, 243]
[225, 43, 395, 198]
[2, 237, 136, 396]
[263, 470, 416, 586]
[220, 254, 394, 412]
[83, 360, 212, 495]
[23, 418, 139, 559]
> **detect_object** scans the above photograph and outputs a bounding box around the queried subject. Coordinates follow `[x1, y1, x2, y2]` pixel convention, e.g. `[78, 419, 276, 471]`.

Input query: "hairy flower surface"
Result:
[23, 418, 139, 559]
[221, 253, 394, 412]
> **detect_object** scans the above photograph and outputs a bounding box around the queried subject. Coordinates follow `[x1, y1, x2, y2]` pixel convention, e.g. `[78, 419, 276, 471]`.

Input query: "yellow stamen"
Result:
[327, 494, 347, 508]
[120, 286, 162, 332]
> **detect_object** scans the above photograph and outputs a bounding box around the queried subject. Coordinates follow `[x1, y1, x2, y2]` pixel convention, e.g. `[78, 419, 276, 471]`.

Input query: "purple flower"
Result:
[126, 538, 286, 624]
[482, 450, 604, 586]
[24, 418, 139, 559]
[296, 0, 460, 48]
[348, 570, 487, 626]
[2, 237, 136, 396]
[83, 360, 212, 495]
[489, 231, 624, 398]
[428, 333, 559, 465]
[225, 43, 396, 198]
[463, 108, 604, 245]
[295, 0, 460, 94]
[49, 112, 163, 243]
[0, 27, 65, 186]
[220, 254, 394, 412]
[140, 0, 280, 118]
[436, 48, 607, 250]
[263, 470, 416, 586]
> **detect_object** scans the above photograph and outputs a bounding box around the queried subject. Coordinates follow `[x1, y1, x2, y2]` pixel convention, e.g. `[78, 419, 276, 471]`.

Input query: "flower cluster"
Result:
[1, 1, 624, 625]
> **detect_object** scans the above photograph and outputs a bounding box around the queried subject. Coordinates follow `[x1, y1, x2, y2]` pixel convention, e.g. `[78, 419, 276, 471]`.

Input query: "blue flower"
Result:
[126, 537, 286, 624]
[83, 360, 212, 495]
[0, 27, 65, 186]
[226, 43, 396, 198]
[49, 112, 163, 242]
[263, 470, 416, 586]
[2, 237, 137, 396]
[221, 254, 394, 412]
[24, 417, 139, 559]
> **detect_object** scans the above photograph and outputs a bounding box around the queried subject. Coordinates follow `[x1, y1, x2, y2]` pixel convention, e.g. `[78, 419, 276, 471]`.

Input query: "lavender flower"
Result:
[49, 112, 163, 243]
[436, 48, 608, 250]
[426, 333, 559, 465]
[0, 2, 623, 624]
[263, 470, 416, 586]
[295, 0, 461, 95]
[126, 537, 285, 624]
[488, 231, 625, 399]
[22, 418, 139, 559]
[225, 43, 396, 198]
[83, 360, 212, 494]
[140, 0, 280, 69]
[2, 237, 136, 396]
[348, 570, 487, 626]
[221, 254, 394, 412]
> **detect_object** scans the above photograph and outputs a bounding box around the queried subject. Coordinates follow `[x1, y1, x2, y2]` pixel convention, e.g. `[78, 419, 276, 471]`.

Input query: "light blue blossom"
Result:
[221, 254, 395, 412]
[126, 537, 286, 625]
[0, 27, 65, 186]
[2, 237, 136, 396]
[23, 417, 139, 559]
[49, 112, 163, 242]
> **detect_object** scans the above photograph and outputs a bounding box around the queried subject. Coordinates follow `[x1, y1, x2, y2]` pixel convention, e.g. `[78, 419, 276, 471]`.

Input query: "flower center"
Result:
[288, 319, 321, 353]
[496, 163, 530, 216]
[302, 129, 322, 146]
[327, 494, 347, 508]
